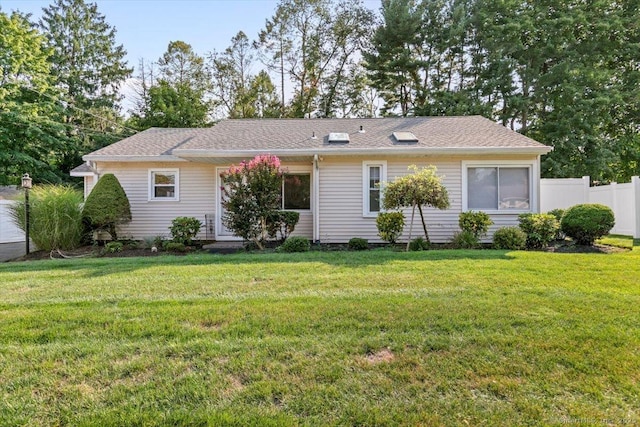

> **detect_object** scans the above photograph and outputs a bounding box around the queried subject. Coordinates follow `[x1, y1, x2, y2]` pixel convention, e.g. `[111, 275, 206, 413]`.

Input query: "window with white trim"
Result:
[363, 161, 387, 216]
[282, 173, 311, 210]
[466, 165, 531, 211]
[149, 169, 179, 201]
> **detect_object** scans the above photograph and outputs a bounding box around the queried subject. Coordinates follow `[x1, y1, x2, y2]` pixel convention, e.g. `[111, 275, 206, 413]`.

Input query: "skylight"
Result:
[328, 132, 350, 143]
[393, 131, 419, 143]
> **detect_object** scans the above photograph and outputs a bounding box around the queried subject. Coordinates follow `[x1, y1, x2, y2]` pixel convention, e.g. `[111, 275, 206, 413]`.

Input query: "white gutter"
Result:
[313, 154, 320, 243]
[82, 155, 188, 162]
[172, 146, 553, 158]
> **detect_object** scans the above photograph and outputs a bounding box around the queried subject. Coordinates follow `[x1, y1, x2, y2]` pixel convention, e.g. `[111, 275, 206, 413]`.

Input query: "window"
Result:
[149, 169, 179, 201]
[283, 173, 311, 210]
[466, 165, 531, 211]
[363, 161, 387, 216]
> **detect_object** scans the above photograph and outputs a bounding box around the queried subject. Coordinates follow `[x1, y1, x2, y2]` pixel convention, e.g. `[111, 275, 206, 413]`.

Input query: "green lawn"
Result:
[1, 249, 639, 426]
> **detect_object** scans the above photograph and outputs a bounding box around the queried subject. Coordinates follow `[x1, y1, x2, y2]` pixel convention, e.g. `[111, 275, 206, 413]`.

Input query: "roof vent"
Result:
[358, 125, 365, 133]
[393, 131, 418, 143]
[311, 131, 317, 139]
[328, 132, 350, 143]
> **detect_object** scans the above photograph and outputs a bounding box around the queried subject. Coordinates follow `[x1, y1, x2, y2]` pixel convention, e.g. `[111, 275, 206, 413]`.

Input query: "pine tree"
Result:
[40, 0, 132, 172]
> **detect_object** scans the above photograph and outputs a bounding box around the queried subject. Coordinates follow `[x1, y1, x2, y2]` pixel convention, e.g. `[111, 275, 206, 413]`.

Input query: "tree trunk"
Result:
[406, 205, 416, 252]
[417, 204, 430, 244]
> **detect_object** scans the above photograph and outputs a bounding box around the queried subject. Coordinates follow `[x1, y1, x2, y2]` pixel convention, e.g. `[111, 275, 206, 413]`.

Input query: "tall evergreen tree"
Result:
[40, 0, 132, 172]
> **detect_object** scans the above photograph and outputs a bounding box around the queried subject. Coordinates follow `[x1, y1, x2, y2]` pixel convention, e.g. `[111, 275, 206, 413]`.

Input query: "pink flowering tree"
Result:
[220, 154, 284, 249]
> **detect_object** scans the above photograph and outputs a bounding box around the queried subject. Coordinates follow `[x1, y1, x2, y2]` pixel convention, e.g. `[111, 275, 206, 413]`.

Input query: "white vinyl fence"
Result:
[540, 176, 640, 238]
[0, 200, 24, 243]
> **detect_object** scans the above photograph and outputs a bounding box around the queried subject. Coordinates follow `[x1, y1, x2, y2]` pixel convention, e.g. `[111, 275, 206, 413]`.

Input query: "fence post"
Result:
[633, 176, 640, 239]
[582, 176, 590, 203]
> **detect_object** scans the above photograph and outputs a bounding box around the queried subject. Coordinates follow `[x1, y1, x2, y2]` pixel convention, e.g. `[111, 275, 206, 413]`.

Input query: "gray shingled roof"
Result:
[86, 128, 201, 158]
[83, 116, 551, 161]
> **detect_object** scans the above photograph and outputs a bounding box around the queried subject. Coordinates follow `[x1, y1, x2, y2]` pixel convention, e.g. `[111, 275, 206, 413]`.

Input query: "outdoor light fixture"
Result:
[21, 173, 32, 255]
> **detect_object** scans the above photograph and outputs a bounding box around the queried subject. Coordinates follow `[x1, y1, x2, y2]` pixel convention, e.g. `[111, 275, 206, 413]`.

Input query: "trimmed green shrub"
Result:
[104, 241, 123, 253]
[451, 230, 479, 249]
[518, 213, 559, 249]
[408, 237, 430, 251]
[278, 236, 310, 253]
[82, 174, 131, 241]
[169, 216, 202, 245]
[267, 210, 300, 241]
[164, 241, 187, 252]
[493, 227, 527, 250]
[348, 237, 369, 251]
[459, 211, 493, 239]
[561, 204, 615, 245]
[9, 184, 84, 251]
[376, 212, 405, 244]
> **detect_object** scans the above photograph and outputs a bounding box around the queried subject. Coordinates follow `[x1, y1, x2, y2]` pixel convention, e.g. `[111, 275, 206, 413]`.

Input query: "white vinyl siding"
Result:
[93, 162, 215, 240]
[319, 155, 539, 244]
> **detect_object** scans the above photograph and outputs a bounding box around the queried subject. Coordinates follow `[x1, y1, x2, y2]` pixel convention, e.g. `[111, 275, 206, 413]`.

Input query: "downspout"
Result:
[535, 155, 541, 213]
[313, 154, 320, 243]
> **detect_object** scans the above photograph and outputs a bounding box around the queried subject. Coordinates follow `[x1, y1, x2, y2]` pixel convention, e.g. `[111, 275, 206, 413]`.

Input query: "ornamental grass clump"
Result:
[9, 184, 84, 251]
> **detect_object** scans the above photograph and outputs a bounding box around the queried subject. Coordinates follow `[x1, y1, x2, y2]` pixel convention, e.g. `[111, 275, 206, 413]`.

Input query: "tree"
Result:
[0, 11, 69, 184]
[363, 0, 422, 116]
[248, 70, 282, 118]
[82, 173, 131, 240]
[220, 155, 284, 249]
[40, 0, 132, 171]
[131, 41, 212, 129]
[209, 31, 256, 118]
[382, 165, 449, 249]
[256, 0, 374, 118]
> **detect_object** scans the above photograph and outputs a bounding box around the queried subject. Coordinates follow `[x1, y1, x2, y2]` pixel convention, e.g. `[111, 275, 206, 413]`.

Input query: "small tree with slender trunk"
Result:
[382, 165, 450, 250]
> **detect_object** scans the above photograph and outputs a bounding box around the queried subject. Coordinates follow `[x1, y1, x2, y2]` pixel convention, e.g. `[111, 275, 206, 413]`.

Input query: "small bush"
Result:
[267, 211, 300, 241]
[164, 241, 187, 252]
[408, 237, 430, 251]
[348, 237, 369, 251]
[153, 235, 165, 249]
[561, 204, 615, 246]
[518, 213, 559, 249]
[548, 208, 566, 240]
[459, 211, 493, 239]
[82, 174, 131, 241]
[451, 230, 479, 249]
[376, 212, 405, 244]
[278, 236, 310, 253]
[169, 216, 202, 245]
[493, 227, 527, 250]
[104, 241, 123, 253]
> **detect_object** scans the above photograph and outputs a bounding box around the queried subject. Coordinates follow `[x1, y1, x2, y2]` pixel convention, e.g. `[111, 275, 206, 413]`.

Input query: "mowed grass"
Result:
[1, 249, 639, 426]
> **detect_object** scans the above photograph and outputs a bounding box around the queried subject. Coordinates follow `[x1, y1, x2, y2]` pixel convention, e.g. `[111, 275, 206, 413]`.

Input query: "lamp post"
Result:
[21, 173, 32, 255]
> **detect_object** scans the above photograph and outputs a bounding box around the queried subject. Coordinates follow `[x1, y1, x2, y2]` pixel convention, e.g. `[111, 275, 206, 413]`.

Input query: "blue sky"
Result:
[0, 0, 284, 68]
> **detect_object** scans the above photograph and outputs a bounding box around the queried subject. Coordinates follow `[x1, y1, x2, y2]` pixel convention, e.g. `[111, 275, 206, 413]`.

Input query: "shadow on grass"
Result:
[0, 248, 518, 278]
